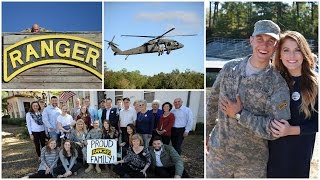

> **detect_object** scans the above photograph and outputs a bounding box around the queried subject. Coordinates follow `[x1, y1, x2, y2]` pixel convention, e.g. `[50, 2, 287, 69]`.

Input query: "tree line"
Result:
[207, 2, 318, 43]
[104, 68, 204, 89]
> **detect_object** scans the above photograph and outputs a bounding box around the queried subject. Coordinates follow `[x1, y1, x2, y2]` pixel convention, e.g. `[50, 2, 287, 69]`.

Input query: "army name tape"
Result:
[3, 35, 102, 82]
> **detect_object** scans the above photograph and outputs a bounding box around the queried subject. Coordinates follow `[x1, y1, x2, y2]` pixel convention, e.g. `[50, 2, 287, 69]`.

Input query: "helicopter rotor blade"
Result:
[163, 34, 197, 37]
[153, 27, 175, 40]
[105, 36, 119, 50]
[121, 28, 176, 40]
[121, 35, 157, 38]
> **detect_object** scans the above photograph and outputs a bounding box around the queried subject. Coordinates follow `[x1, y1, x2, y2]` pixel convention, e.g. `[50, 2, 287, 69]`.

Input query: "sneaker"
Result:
[57, 175, 64, 178]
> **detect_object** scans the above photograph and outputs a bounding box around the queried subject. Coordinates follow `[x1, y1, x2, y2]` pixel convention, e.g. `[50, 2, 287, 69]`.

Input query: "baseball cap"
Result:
[252, 20, 281, 40]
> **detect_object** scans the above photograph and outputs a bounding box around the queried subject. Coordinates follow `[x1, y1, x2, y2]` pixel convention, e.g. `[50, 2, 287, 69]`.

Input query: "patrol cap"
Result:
[252, 20, 280, 40]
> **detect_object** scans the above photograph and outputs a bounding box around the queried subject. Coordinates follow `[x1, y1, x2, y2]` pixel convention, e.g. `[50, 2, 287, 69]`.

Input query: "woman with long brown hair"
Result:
[29, 139, 59, 178]
[77, 106, 92, 130]
[102, 120, 119, 139]
[53, 140, 81, 178]
[26, 101, 46, 160]
[268, 31, 318, 178]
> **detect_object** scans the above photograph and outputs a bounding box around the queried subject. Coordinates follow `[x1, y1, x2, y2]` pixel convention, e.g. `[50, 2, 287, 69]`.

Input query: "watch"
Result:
[234, 109, 242, 121]
[235, 113, 241, 121]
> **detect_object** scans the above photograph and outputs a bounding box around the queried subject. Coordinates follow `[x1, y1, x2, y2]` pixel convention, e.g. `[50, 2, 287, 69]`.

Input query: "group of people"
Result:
[207, 20, 318, 178]
[26, 96, 193, 178]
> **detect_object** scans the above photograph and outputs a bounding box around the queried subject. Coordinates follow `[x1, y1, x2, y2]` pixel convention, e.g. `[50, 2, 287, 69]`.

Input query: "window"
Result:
[144, 91, 155, 103]
[23, 102, 31, 117]
[115, 91, 123, 103]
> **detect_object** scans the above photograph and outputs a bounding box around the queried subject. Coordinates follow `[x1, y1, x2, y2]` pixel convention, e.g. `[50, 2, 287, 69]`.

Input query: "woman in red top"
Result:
[76, 106, 91, 130]
[156, 102, 175, 145]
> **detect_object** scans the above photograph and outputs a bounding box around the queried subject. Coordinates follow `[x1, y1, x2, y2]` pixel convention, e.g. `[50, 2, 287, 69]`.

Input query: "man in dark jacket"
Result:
[148, 136, 189, 178]
[102, 98, 119, 130]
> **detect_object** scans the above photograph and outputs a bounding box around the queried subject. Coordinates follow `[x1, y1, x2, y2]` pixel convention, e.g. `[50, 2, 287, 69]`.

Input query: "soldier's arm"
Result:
[206, 68, 225, 125]
[238, 81, 291, 140]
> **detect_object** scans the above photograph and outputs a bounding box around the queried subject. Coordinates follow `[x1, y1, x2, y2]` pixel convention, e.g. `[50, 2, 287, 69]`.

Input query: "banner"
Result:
[86, 139, 117, 164]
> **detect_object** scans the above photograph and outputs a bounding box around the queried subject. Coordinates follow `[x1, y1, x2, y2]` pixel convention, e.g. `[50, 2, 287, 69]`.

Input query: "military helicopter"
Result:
[105, 28, 196, 60]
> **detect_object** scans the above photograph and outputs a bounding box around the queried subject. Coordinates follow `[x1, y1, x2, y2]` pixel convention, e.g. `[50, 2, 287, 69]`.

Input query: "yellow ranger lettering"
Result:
[41, 40, 54, 57]
[3, 35, 102, 82]
[9, 50, 23, 69]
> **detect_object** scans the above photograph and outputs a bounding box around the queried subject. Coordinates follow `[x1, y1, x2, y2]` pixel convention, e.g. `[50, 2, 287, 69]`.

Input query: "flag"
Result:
[59, 91, 76, 102]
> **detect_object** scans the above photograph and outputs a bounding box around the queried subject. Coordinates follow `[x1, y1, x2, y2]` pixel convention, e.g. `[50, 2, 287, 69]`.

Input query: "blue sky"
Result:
[2, 2, 102, 32]
[104, 2, 204, 76]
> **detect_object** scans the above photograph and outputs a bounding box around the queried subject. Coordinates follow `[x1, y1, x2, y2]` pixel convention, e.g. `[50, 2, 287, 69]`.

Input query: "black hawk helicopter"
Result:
[105, 28, 196, 60]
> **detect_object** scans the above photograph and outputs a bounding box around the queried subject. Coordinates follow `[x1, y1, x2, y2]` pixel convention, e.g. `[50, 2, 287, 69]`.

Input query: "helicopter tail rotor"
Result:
[105, 36, 119, 50]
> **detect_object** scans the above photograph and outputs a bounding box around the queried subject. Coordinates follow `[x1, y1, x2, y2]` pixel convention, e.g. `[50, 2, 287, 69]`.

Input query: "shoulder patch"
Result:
[278, 101, 288, 110]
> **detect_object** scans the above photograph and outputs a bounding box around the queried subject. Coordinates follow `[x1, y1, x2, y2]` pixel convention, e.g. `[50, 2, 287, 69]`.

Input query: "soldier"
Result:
[21, 23, 51, 33]
[206, 20, 291, 178]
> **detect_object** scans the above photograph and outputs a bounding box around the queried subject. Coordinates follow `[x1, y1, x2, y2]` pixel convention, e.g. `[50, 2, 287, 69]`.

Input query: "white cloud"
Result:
[135, 11, 201, 33]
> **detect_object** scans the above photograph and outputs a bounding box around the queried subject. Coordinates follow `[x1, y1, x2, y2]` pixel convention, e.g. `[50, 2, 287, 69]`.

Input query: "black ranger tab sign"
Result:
[3, 35, 102, 82]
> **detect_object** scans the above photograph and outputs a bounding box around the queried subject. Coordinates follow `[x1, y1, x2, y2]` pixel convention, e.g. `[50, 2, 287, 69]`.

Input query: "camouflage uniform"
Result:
[206, 56, 291, 178]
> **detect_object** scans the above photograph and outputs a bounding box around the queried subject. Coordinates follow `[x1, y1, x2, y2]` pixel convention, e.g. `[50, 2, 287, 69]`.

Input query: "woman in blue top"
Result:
[268, 31, 318, 177]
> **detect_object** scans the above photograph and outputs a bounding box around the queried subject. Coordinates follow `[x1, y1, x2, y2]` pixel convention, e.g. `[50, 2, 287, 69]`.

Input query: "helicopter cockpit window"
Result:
[175, 42, 179, 46]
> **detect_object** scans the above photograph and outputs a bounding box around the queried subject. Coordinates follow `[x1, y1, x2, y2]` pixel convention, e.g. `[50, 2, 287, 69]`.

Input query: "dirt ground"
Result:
[2, 124, 204, 178]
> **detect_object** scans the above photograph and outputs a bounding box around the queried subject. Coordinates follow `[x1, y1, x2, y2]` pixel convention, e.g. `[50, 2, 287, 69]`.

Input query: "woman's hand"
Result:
[64, 170, 72, 177]
[30, 134, 34, 141]
[45, 167, 51, 174]
[270, 119, 293, 138]
[140, 169, 147, 177]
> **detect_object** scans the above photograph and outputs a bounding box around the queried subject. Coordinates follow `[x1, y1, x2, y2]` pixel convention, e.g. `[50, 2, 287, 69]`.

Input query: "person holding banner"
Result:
[84, 120, 103, 173]
[102, 120, 119, 171]
[53, 140, 81, 178]
[29, 139, 59, 178]
[119, 123, 136, 156]
[70, 119, 87, 164]
[102, 120, 119, 140]
[114, 134, 151, 178]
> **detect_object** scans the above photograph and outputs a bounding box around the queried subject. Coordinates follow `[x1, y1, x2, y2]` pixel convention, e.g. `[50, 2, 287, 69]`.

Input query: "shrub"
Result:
[190, 122, 204, 135]
[2, 118, 26, 126]
[2, 115, 10, 118]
